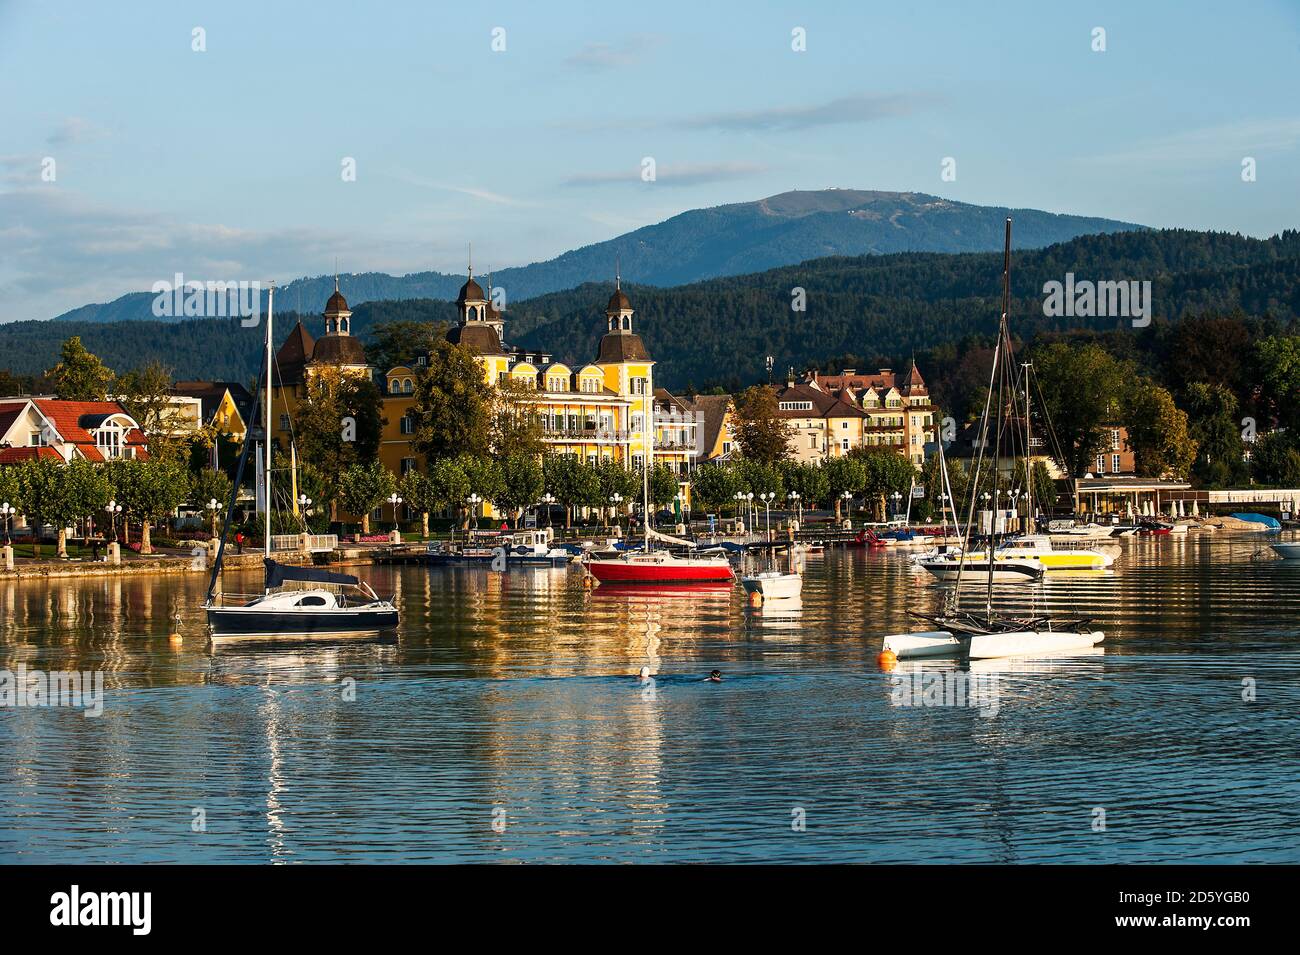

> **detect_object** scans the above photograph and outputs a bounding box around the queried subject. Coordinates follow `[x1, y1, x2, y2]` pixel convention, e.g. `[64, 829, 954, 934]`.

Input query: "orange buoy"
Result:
[876, 649, 898, 671]
[747, 590, 763, 608]
[169, 632, 183, 645]
[582, 574, 593, 589]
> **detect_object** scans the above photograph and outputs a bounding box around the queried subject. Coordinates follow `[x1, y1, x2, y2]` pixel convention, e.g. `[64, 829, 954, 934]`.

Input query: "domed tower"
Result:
[447, 256, 504, 356]
[309, 277, 368, 371]
[596, 272, 650, 364]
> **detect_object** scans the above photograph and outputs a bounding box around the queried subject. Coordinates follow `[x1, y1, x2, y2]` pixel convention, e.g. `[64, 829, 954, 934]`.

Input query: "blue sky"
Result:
[2, 0, 1299, 321]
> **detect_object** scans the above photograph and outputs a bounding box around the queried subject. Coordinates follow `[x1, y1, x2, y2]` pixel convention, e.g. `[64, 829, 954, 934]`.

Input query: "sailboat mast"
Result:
[643, 400, 651, 550]
[989, 218, 1012, 613]
[264, 282, 274, 562]
[1022, 360, 1033, 529]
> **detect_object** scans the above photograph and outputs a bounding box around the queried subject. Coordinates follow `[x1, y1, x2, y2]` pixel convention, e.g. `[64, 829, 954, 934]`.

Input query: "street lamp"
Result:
[105, 499, 122, 542]
[467, 493, 481, 530]
[610, 493, 624, 530]
[890, 491, 903, 522]
[386, 493, 402, 532]
[787, 490, 802, 527]
[745, 491, 755, 538]
[540, 492, 556, 527]
[841, 490, 852, 524]
[0, 502, 13, 546]
[759, 491, 774, 537]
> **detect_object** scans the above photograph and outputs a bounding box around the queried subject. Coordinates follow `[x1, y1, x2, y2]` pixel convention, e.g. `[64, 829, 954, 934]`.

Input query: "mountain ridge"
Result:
[47, 189, 1143, 324]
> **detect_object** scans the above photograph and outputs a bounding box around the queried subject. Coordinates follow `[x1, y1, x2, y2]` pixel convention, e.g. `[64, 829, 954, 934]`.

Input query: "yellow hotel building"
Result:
[273, 271, 681, 524]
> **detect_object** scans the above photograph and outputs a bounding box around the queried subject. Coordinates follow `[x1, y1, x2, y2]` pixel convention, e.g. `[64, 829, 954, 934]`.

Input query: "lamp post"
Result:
[610, 493, 624, 531]
[841, 490, 852, 524]
[387, 493, 403, 533]
[105, 499, 122, 542]
[733, 491, 744, 527]
[759, 491, 773, 538]
[540, 493, 556, 528]
[890, 491, 903, 523]
[674, 491, 686, 528]
[745, 491, 754, 538]
[787, 490, 802, 527]
[467, 493, 481, 531]
[1009, 489, 1022, 532]
[0, 502, 13, 545]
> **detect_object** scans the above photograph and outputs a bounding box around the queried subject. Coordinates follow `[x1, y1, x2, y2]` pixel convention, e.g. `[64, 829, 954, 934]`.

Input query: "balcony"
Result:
[542, 429, 630, 443]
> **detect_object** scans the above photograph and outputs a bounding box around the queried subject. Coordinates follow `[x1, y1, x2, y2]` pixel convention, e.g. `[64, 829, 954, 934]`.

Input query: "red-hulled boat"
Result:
[586, 550, 735, 584]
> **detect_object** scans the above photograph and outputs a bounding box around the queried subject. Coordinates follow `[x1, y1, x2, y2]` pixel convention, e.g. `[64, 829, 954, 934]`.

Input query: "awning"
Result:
[264, 559, 358, 589]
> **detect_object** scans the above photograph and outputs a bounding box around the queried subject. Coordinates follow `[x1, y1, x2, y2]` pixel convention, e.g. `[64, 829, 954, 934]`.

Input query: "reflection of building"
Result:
[0, 398, 148, 464]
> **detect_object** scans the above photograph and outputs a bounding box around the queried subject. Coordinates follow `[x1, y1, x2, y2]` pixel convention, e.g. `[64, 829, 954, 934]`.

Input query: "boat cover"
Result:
[264, 559, 359, 589]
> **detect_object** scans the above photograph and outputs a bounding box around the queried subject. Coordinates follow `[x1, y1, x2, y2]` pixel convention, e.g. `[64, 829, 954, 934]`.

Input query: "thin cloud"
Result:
[47, 117, 110, 147]
[562, 161, 766, 188]
[388, 170, 536, 207]
[1089, 117, 1300, 164]
[677, 92, 939, 132]
[565, 34, 662, 71]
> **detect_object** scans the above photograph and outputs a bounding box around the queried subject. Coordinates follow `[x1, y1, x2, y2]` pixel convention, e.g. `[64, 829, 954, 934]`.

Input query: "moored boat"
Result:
[587, 549, 734, 584]
[740, 570, 802, 600]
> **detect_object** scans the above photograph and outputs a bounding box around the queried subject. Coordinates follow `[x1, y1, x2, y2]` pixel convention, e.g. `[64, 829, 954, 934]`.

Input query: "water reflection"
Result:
[2, 538, 1299, 863]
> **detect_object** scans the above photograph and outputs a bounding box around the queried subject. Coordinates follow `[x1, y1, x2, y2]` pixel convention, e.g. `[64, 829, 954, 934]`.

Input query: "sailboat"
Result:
[585, 415, 733, 586]
[204, 282, 399, 641]
[882, 220, 1104, 661]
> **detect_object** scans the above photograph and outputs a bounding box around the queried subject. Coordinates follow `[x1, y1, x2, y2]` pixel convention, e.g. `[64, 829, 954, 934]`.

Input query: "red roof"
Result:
[0, 446, 62, 464]
[28, 399, 148, 463]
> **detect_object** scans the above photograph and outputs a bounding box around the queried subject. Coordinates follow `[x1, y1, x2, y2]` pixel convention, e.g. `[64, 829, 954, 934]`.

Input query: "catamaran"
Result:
[204, 282, 399, 641]
[882, 219, 1105, 660]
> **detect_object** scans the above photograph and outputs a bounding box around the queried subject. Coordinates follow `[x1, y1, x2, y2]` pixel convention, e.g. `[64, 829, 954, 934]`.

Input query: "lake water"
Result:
[2, 534, 1298, 863]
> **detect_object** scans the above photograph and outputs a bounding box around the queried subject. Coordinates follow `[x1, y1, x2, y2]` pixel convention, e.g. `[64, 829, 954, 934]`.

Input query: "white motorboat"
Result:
[1270, 541, 1300, 559]
[882, 625, 1103, 660]
[918, 555, 1045, 583]
[740, 570, 803, 600]
[1044, 520, 1117, 541]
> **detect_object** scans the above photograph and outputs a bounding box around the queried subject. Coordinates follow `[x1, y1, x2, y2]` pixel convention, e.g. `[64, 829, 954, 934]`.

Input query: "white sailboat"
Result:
[882, 219, 1105, 661]
[204, 282, 399, 641]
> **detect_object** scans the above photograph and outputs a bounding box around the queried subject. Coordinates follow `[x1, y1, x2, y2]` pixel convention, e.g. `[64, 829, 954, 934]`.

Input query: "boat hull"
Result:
[740, 573, 803, 600]
[206, 606, 399, 640]
[920, 559, 1044, 583]
[587, 560, 734, 584]
[1271, 542, 1300, 559]
[967, 629, 1104, 659]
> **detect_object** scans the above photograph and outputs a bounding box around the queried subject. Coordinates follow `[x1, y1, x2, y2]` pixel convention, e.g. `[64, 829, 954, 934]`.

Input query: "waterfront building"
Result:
[803, 365, 939, 465]
[169, 381, 253, 443]
[380, 270, 658, 518]
[0, 397, 148, 465]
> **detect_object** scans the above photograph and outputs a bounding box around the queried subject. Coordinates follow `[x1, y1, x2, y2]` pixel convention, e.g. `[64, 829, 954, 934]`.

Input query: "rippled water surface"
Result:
[2, 535, 1298, 863]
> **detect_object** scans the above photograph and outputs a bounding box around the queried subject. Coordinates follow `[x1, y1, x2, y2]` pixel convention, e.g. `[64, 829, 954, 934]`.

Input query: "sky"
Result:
[2, 0, 1299, 322]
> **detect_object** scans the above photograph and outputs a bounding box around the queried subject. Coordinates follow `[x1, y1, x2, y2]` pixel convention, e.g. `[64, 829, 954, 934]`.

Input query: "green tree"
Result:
[780, 461, 829, 511]
[498, 454, 544, 527]
[492, 379, 546, 459]
[1256, 336, 1300, 433]
[596, 458, 640, 525]
[690, 461, 744, 515]
[458, 455, 505, 527]
[1184, 382, 1245, 487]
[108, 457, 189, 554]
[650, 464, 680, 513]
[428, 456, 472, 526]
[338, 460, 396, 535]
[543, 455, 601, 528]
[411, 341, 493, 460]
[822, 456, 866, 520]
[1033, 342, 1130, 477]
[1122, 381, 1197, 479]
[48, 336, 114, 401]
[113, 360, 190, 463]
[733, 385, 792, 465]
[852, 447, 918, 521]
[1250, 432, 1300, 486]
[399, 469, 439, 538]
[295, 367, 386, 510]
[190, 468, 234, 538]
